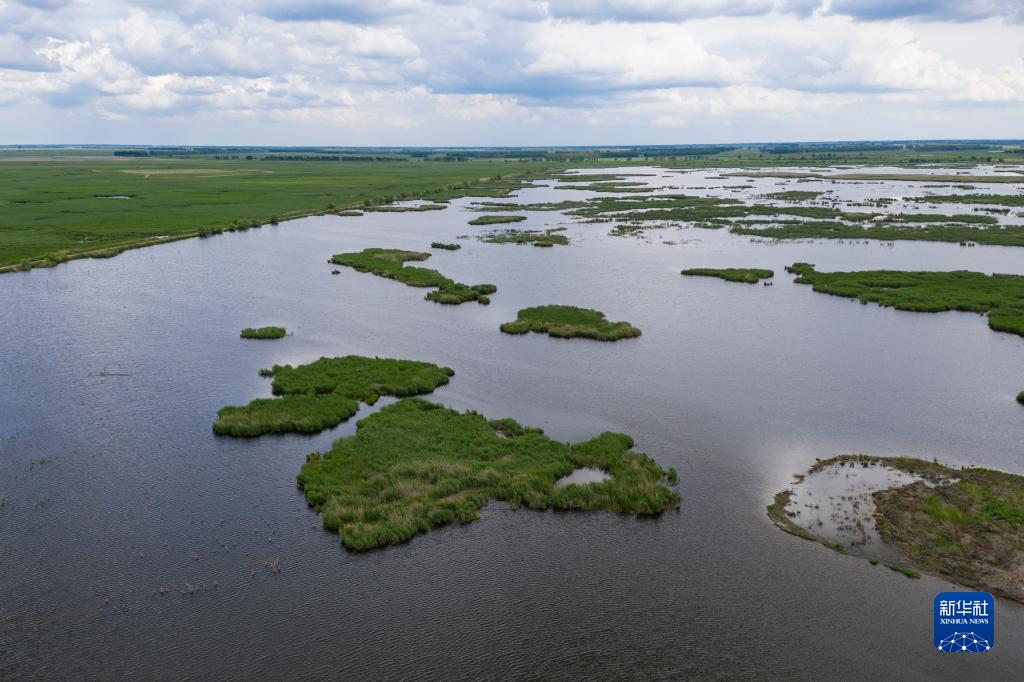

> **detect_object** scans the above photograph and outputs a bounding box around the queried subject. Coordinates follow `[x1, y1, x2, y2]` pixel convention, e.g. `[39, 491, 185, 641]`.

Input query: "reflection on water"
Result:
[3, 166, 1024, 679]
[783, 461, 940, 564]
[554, 467, 612, 489]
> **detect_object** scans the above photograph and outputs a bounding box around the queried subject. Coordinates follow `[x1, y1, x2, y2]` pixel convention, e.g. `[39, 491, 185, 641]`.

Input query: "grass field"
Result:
[0, 156, 557, 271]
[298, 397, 679, 550]
[4, 144, 1024, 272]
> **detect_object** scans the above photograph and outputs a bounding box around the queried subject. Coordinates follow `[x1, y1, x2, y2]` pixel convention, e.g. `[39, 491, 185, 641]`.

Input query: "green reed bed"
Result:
[733, 221, 1024, 247]
[763, 190, 825, 200]
[682, 268, 774, 284]
[240, 326, 287, 339]
[500, 305, 641, 341]
[298, 397, 679, 550]
[363, 203, 448, 213]
[213, 355, 454, 437]
[331, 248, 495, 304]
[786, 263, 1024, 337]
[430, 242, 461, 250]
[480, 228, 569, 248]
[917, 194, 1024, 207]
[468, 215, 528, 225]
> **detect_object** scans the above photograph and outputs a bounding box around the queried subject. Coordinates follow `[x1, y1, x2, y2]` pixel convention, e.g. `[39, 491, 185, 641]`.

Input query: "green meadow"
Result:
[0, 156, 556, 271]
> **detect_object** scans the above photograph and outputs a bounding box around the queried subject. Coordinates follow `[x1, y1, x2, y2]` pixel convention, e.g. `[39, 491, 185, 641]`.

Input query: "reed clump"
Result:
[500, 305, 641, 341]
[787, 263, 1024, 338]
[240, 326, 286, 339]
[213, 355, 454, 437]
[330, 248, 495, 304]
[682, 268, 774, 284]
[298, 397, 679, 550]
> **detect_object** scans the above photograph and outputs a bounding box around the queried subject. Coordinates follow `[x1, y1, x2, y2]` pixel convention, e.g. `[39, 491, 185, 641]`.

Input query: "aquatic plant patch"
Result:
[331, 248, 495, 304]
[213, 355, 454, 436]
[298, 397, 679, 550]
[500, 305, 641, 341]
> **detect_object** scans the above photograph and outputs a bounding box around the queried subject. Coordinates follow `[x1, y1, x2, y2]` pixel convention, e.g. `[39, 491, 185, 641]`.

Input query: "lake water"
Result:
[3, 167, 1024, 679]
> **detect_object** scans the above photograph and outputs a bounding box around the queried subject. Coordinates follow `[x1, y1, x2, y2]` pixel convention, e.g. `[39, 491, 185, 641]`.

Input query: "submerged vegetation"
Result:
[786, 263, 1024, 338]
[468, 215, 528, 226]
[500, 305, 641, 341]
[298, 397, 679, 550]
[480, 228, 569, 247]
[331, 248, 495, 304]
[682, 268, 774, 284]
[774, 455, 1024, 602]
[240, 326, 286, 339]
[213, 356, 454, 437]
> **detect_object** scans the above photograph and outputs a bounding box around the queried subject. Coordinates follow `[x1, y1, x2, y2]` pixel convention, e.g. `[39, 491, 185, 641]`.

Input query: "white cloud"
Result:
[0, 0, 1021, 143]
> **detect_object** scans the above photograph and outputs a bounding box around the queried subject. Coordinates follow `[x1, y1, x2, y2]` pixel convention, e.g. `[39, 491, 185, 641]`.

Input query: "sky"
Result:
[0, 0, 1023, 145]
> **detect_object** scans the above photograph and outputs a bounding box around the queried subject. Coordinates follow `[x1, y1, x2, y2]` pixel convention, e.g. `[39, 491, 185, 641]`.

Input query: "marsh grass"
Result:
[331, 248, 495, 304]
[430, 242, 461, 250]
[240, 326, 286, 339]
[298, 397, 679, 550]
[468, 215, 527, 226]
[213, 355, 454, 437]
[500, 305, 641, 341]
[787, 263, 1024, 338]
[764, 191, 824, 200]
[867, 456, 1024, 600]
[480, 228, 569, 247]
[732, 221, 1024, 247]
[918, 194, 1024, 207]
[363, 203, 448, 213]
[768, 454, 1024, 594]
[682, 268, 774, 284]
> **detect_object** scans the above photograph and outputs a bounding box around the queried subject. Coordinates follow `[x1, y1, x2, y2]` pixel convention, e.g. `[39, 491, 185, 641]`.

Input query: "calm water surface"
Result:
[3, 167, 1024, 679]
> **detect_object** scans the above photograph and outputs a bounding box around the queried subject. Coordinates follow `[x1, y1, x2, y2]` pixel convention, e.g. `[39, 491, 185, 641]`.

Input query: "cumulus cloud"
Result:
[0, 0, 1021, 142]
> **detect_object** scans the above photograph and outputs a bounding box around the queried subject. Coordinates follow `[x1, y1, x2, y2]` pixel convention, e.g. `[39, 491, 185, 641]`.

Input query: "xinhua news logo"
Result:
[934, 592, 994, 653]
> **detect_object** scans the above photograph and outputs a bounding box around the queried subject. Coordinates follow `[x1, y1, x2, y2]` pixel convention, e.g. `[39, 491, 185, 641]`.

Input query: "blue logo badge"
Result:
[934, 592, 994, 653]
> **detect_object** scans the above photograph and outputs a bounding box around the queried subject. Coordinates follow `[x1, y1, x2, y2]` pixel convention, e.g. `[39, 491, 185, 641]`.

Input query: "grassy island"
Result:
[213, 355, 454, 437]
[363, 203, 447, 213]
[731, 219, 1024, 247]
[430, 242, 461, 250]
[331, 248, 495, 304]
[481, 228, 569, 247]
[764, 190, 825, 200]
[240, 326, 287, 339]
[298, 397, 679, 550]
[771, 455, 1024, 602]
[786, 263, 1024, 337]
[500, 305, 641, 341]
[468, 215, 528, 226]
[682, 268, 774, 284]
